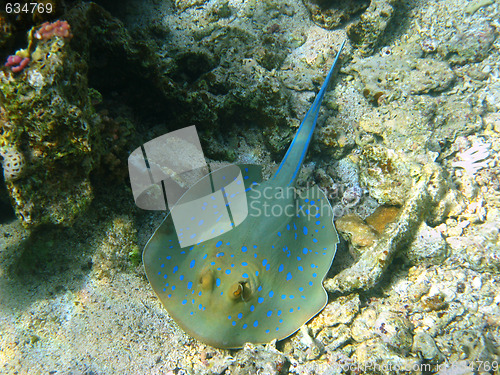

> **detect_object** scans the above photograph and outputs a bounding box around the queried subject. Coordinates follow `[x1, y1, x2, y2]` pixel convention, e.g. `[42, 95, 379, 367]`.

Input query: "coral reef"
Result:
[0, 19, 99, 226]
[0, 146, 25, 181]
[301, 0, 370, 30]
[346, 0, 399, 56]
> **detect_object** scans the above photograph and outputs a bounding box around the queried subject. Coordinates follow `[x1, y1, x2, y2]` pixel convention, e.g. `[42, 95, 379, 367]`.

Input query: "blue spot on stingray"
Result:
[190, 234, 196, 239]
[277, 232, 281, 237]
[313, 238, 318, 243]
[210, 261, 215, 266]
[216, 252, 224, 257]
[297, 256, 302, 261]
[187, 282, 193, 289]
[226, 242, 231, 246]
[266, 264, 270, 271]
[299, 287, 304, 292]
[316, 220, 321, 225]
[262, 259, 267, 266]
[302, 248, 308, 255]
[225, 269, 231, 275]
[163, 275, 168, 279]
[179, 275, 184, 281]
[250, 305, 255, 312]
[311, 263, 317, 268]
[287, 224, 290, 230]
[243, 324, 248, 329]
[232, 321, 236, 326]
[173, 266, 178, 274]
[242, 273, 249, 278]
[253, 320, 259, 327]
[255, 271, 259, 276]
[279, 319, 283, 323]
[198, 220, 204, 226]
[163, 288, 166, 292]
[166, 256, 171, 260]
[298, 266, 304, 272]
[289, 295, 295, 299]
[168, 294, 172, 298]
[216, 278, 221, 287]
[313, 273, 317, 278]
[216, 241, 222, 248]
[278, 264, 284, 272]
[267, 310, 272, 317]
[286, 272, 293, 281]
[199, 304, 203, 310]
[266, 329, 270, 333]
[253, 253, 258, 258]
[242, 262, 248, 267]
[238, 313, 243, 319]
[309, 281, 313, 286]
[161, 264, 165, 268]
[290, 308, 294, 313]
[269, 291, 274, 298]
[172, 285, 176, 290]
[281, 295, 286, 300]
[258, 297, 264, 303]
[182, 300, 187, 305]
[190, 259, 195, 268]
[228, 315, 232, 320]
[298, 306, 302, 310]
[241, 246, 248, 253]
[277, 310, 282, 316]
[303, 227, 308, 235]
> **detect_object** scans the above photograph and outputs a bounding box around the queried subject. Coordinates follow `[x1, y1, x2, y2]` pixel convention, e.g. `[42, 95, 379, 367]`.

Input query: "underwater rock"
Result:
[226, 342, 289, 375]
[438, 21, 497, 65]
[316, 118, 356, 159]
[325, 163, 448, 294]
[350, 54, 455, 103]
[316, 324, 351, 352]
[374, 311, 413, 352]
[358, 145, 413, 206]
[309, 294, 360, 336]
[350, 307, 377, 343]
[301, 0, 370, 30]
[346, 0, 399, 56]
[354, 338, 419, 371]
[412, 331, 445, 364]
[365, 205, 400, 234]
[335, 213, 379, 253]
[400, 222, 449, 266]
[0, 25, 98, 226]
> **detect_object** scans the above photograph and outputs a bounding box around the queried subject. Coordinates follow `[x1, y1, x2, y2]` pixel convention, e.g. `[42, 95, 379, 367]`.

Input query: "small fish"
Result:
[143, 41, 345, 348]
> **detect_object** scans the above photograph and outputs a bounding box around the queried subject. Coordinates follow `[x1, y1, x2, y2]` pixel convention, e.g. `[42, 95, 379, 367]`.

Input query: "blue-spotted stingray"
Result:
[143, 41, 345, 348]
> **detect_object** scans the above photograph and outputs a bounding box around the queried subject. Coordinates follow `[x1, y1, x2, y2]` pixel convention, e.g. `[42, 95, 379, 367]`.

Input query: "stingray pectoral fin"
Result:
[258, 185, 338, 342]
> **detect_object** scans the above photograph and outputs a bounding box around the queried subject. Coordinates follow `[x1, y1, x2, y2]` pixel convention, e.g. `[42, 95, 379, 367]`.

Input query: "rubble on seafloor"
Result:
[0, 0, 500, 373]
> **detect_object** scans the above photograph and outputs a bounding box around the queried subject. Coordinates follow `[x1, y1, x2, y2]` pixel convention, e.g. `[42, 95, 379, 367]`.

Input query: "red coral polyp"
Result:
[4, 55, 30, 73]
[34, 20, 73, 40]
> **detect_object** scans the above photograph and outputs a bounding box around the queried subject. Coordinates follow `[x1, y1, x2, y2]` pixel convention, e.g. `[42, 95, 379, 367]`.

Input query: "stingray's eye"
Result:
[229, 281, 252, 301]
[198, 268, 213, 290]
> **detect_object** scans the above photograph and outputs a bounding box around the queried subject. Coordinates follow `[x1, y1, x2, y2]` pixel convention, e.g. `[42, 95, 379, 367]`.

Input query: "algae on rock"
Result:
[0, 32, 99, 226]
